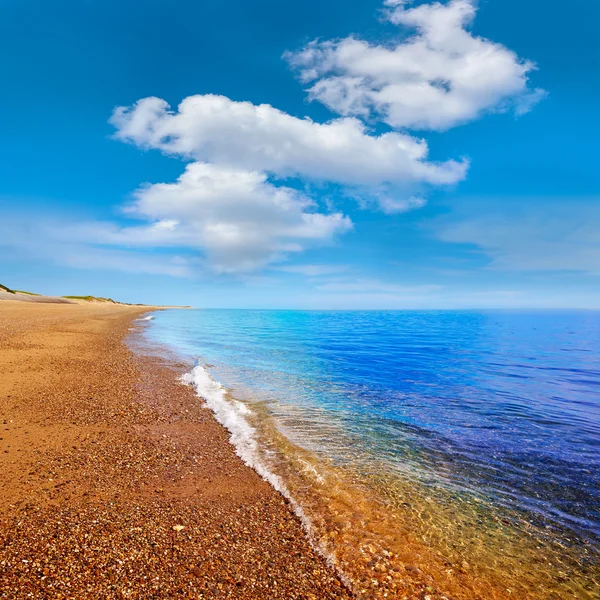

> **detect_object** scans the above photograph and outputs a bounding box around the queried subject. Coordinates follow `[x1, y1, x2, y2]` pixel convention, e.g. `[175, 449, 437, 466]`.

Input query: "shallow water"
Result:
[143, 309, 600, 598]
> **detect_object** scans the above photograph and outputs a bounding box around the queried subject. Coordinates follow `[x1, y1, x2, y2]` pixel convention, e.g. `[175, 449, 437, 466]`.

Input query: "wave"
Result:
[180, 364, 351, 588]
[138, 315, 155, 321]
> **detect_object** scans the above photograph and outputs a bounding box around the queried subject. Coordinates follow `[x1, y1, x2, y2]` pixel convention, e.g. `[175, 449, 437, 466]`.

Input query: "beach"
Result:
[0, 301, 350, 599]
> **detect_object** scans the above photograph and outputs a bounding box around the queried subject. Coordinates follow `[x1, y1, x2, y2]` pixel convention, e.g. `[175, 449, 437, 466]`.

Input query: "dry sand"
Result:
[0, 290, 73, 304]
[0, 301, 352, 599]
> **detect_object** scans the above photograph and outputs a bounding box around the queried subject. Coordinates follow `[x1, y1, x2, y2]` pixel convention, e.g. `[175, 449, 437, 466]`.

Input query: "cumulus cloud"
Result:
[110, 95, 467, 186]
[102, 0, 544, 274]
[127, 163, 352, 273]
[60, 164, 352, 273]
[108, 93, 468, 271]
[287, 0, 545, 130]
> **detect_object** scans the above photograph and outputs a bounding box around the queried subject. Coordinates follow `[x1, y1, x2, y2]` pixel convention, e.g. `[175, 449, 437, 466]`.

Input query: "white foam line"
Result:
[181, 364, 353, 590]
[138, 315, 154, 321]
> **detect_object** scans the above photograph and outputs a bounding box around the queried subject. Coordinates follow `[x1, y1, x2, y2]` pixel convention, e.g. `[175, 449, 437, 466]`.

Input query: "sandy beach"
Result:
[0, 301, 351, 599]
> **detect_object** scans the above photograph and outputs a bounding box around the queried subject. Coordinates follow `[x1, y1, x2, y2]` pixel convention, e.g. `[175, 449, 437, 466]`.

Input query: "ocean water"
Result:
[140, 309, 600, 599]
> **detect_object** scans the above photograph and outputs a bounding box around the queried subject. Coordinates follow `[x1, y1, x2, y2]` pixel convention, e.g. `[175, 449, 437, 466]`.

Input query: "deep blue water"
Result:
[143, 309, 600, 543]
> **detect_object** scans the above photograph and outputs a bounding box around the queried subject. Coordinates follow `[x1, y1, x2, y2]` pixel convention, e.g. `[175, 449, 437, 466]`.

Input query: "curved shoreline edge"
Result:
[179, 363, 354, 592]
[0, 302, 351, 599]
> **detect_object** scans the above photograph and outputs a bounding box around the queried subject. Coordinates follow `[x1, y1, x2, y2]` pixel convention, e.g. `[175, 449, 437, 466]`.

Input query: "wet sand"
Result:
[0, 302, 351, 599]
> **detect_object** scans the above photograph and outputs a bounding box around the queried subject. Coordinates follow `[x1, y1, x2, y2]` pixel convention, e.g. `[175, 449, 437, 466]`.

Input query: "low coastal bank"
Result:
[0, 302, 350, 599]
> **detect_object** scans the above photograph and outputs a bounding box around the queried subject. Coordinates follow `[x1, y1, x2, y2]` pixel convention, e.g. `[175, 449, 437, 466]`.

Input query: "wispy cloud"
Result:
[274, 264, 350, 276]
[302, 279, 446, 309]
[433, 198, 600, 275]
[0, 214, 194, 278]
[316, 279, 442, 294]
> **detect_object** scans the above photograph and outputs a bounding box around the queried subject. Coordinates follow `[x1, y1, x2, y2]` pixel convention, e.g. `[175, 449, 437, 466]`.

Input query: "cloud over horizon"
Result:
[433, 198, 600, 275]
[107, 90, 468, 271]
[126, 162, 352, 273]
[0, 214, 194, 278]
[52, 0, 541, 276]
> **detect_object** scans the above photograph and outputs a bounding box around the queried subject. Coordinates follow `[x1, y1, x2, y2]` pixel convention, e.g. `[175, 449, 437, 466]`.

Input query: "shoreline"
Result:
[144, 309, 600, 600]
[0, 302, 351, 598]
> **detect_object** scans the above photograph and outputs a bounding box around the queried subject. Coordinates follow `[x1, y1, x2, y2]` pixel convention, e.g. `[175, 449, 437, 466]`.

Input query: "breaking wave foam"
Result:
[180, 363, 351, 588]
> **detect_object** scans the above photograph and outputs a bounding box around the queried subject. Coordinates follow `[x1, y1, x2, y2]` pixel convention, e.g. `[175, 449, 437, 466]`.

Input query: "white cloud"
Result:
[287, 0, 545, 131]
[108, 93, 469, 271]
[376, 194, 427, 214]
[87, 163, 352, 273]
[101, 1, 544, 274]
[110, 94, 467, 186]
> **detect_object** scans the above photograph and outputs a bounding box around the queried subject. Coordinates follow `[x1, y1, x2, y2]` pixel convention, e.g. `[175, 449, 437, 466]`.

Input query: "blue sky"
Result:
[1, 0, 598, 308]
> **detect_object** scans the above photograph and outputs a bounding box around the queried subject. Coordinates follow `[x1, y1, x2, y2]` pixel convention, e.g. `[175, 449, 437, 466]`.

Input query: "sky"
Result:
[1, 0, 599, 308]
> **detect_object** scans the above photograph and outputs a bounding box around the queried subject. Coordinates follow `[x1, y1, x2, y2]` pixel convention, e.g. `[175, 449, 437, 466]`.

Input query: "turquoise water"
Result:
[141, 309, 600, 596]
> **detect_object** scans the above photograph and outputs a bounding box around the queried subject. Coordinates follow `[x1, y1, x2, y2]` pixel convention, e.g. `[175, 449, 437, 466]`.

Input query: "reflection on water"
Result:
[143, 309, 600, 598]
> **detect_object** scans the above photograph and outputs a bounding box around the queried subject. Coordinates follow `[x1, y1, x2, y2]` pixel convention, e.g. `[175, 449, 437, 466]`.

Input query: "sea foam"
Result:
[181, 364, 349, 585]
[181, 364, 294, 498]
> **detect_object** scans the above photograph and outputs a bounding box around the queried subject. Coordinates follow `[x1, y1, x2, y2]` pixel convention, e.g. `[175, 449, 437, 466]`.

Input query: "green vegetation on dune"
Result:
[62, 295, 117, 303]
[1, 284, 158, 306]
[1, 284, 42, 296]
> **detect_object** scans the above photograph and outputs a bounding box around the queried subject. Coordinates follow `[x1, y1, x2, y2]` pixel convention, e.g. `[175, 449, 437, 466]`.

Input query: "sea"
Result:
[138, 309, 600, 599]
